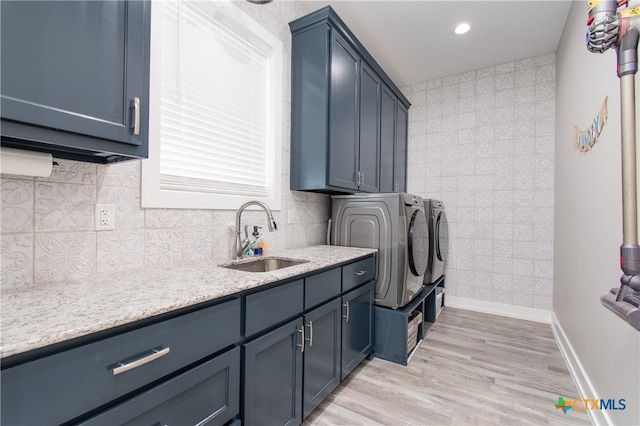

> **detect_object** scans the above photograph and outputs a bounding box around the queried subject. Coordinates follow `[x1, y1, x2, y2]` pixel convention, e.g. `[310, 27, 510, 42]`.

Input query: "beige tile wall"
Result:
[404, 54, 556, 310]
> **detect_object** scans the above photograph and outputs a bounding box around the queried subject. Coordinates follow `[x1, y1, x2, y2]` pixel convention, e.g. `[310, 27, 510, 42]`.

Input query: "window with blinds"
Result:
[142, 0, 283, 210]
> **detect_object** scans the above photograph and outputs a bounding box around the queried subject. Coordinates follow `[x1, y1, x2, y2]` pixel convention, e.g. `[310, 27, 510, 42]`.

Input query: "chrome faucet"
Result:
[234, 201, 278, 259]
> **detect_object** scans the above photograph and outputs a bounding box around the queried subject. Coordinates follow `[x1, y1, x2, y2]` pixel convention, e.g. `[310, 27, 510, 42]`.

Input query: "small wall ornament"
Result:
[573, 96, 608, 152]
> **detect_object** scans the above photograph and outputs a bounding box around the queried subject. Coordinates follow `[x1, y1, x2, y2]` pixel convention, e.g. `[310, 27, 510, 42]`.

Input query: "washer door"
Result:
[435, 211, 449, 262]
[408, 209, 429, 276]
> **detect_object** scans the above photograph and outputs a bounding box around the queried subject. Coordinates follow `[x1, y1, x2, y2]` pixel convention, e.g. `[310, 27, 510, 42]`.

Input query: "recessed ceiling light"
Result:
[455, 23, 471, 35]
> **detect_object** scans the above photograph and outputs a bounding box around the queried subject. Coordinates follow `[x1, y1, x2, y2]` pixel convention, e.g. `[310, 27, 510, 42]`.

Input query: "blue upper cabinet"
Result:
[379, 84, 397, 193]
[289, 6, 409, 194]
[328, 31, 361, 192]
[395, 103, 408, 193]
[0, 0, 150, 163]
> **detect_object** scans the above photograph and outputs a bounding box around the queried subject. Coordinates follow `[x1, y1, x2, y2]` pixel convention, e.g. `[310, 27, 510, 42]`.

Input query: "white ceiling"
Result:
[297, 0, 574, 87]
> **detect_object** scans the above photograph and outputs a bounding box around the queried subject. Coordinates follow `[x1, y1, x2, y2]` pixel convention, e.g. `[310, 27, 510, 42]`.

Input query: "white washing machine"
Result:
[331, 193, 430, 309]
[424, 199, 448, 284]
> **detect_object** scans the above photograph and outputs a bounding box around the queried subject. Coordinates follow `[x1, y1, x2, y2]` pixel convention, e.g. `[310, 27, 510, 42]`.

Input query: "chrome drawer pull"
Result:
[305, 321, 314, 347]
[297, 326, 305, 353]
[112, 347, 170, 376]
[355, 270, 367, 276]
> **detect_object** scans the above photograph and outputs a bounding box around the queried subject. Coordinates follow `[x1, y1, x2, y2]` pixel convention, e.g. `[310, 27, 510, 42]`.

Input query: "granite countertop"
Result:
[1, 245, 376, 359]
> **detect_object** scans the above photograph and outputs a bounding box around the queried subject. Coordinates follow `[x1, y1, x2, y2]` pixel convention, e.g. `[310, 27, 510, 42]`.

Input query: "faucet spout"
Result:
[234, 201, 278, 259]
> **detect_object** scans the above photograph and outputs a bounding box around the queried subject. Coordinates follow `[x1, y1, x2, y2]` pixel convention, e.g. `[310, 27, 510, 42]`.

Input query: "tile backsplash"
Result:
[1, 159, 330, 289]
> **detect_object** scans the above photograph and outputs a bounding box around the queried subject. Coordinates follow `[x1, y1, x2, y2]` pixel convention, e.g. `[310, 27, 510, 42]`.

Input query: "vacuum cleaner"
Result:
[586, 0, 640, 330]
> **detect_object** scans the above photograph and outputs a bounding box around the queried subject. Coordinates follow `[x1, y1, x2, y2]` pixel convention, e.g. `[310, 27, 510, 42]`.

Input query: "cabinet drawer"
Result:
[245, 279, 304, 337]
[342, 256, 375, 292]
[80, 347, 240, 426]
[305, 268, 341, 309]
[1, 298, 241, 426]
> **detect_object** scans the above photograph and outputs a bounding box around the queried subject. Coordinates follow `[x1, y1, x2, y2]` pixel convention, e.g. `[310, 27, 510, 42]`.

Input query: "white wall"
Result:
[403, 54, 556, 313]
[555, 2, 640, 424]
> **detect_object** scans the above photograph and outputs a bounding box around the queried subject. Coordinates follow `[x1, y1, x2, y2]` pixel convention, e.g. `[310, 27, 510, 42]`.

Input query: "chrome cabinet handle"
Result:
[297, 326, 305, 353]
[361, 171, 364, 186]
[355, 270, 367, 276]
[305, 321, 313, 347]
[343, 301, 350, 322]
[132, 97, 140, 135]
[112, 347, 170, 376]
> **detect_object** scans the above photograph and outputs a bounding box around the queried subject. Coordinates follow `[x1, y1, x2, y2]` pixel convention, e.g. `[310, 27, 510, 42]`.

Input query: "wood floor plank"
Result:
[303, 307, 590, 425]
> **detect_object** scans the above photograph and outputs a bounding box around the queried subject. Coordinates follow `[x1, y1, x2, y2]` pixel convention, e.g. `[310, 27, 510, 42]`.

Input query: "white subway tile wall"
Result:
[404, 53, 555, 310]
[0, 0, 331, 290]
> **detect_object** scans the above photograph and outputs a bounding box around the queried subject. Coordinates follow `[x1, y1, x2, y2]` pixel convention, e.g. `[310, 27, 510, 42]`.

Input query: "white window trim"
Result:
[141, 0, 283, 210]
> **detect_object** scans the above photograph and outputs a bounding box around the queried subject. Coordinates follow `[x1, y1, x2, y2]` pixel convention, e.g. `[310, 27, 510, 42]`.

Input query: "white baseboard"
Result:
[445, 296, 551, 323]
[550, 312, 610, 426]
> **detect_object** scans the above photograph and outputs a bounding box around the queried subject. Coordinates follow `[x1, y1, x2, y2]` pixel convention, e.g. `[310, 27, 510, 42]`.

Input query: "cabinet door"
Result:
[358, 63, 380, 193]
[243, 318, 303, 426]
[303, 298, 341, 419]
[379, 85, 397, 193]
[328, 32, 359, 191]
[394, 103, 408, 193]
[0, 0, 149, 159]
[341, 281, 374, 380]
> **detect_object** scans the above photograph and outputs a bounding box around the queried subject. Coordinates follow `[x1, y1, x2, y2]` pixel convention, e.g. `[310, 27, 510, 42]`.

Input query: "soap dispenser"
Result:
[251, 226, 263, 256]
[256, 230, 268, 256]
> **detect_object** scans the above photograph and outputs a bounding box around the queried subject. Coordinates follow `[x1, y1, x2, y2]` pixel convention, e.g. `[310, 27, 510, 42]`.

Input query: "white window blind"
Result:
[160, 1, 270, 196]
[142, 0, 282, 210]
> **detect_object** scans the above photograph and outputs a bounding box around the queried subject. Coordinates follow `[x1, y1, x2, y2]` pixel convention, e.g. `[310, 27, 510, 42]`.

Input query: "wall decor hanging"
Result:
[573, 96, 608, 152]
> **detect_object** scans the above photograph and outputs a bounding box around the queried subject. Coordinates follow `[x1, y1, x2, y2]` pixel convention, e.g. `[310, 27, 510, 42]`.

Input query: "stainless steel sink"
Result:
[220, 257, 309, 273]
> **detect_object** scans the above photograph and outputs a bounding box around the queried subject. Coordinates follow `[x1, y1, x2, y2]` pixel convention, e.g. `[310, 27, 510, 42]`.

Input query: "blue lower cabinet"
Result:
[243, 318, 304, 426]
[1, 299, 241, 425]
[0, 257, 375, 425]
[303, 298, 342, 419]
[79, 347, 240, 426]
[341, 281, 374, 380]
[241, 261, 375, 425]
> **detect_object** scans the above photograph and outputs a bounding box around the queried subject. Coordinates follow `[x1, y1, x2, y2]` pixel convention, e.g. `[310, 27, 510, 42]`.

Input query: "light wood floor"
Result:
[304, 307, 590, 425]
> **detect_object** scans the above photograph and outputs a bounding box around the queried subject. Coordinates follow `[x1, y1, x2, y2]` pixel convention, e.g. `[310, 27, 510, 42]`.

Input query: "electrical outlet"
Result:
[95, 204, 115, 231]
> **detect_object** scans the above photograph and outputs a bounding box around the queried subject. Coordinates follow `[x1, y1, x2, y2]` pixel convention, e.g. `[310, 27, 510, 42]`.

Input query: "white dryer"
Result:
[424, 199, 448, 284]
[331, 193, 429, 309]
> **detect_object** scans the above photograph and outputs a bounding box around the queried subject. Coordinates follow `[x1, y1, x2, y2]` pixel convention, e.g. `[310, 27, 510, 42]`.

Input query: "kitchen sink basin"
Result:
[220, 257, 309, 273]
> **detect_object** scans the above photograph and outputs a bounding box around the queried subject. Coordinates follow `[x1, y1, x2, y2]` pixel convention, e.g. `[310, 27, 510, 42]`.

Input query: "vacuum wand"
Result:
[586, 0, 640, 330]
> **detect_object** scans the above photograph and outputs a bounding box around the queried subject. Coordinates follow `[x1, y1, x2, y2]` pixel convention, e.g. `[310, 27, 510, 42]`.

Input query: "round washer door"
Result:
[436, 211, 449, 262]
[408, 208, 429, 276]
